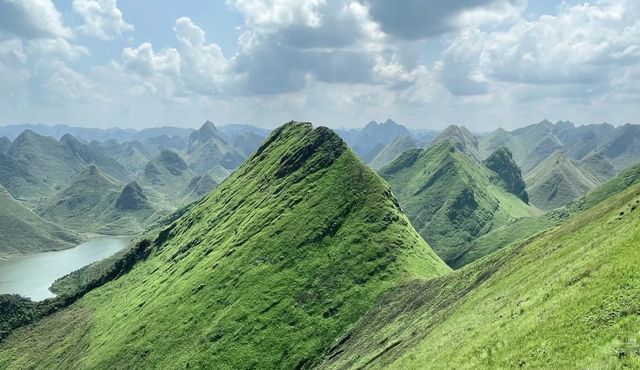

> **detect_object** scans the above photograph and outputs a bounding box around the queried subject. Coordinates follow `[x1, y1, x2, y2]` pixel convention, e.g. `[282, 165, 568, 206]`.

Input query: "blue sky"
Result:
[0, 0, 638, 131]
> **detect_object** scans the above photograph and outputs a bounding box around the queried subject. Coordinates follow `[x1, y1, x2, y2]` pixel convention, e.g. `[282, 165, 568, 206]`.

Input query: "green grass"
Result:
[0, 122, 448, 369]
[380, 140, 537, 265]
[454, 162, 640, 267]
[320, 167, 640, 369]
[35, 165, 162, 235]
[0, 185, 80, 258]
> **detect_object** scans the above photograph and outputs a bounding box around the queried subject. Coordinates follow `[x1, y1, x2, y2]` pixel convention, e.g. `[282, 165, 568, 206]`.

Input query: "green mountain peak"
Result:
[483, 145, 529, 203]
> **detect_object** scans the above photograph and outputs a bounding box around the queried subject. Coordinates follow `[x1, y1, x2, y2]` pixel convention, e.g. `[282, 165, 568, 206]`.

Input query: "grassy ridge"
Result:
[321, 164, 640, 369]
[454, 162, 640, 267]
[380, 140, 537, 265]
[0, 122, 448, 369]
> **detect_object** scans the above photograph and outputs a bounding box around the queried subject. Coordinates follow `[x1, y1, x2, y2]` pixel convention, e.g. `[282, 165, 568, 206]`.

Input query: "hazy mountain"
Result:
[0, 122, 448, 368]
[115, 181, 150, 211]
[600, 123, 640, 170]
[431, 124, 481, 160]
[138, 149, 195, 203]
[0, 124, 193, 143]
[525, 150, 616, 210]
[0, 130, 129, 204]
[340, 119, 413, 159]
[180, 173, 218, 202]
[0, 184, 79, 258]
[91, 139, 155, 176]
[230, 131, 266, 157]
[36, 166, 157, 235]
[186, 121, 246, 173]
[368, 135, 419, 170]
[320, 162, 640, 368]
[380, 140, 537, 265]
[217, 123, 271, 138]
[0, 137, 10, 153]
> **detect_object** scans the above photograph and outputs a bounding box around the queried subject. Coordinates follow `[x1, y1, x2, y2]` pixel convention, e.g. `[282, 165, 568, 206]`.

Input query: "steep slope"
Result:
[320, 168, 640, 369]
[0, 122, 448, 369]
[430, 125, 481, 160]
[186, 121, 246, 173]
[453, 161, 640, 267]
[380, 140, 537, 264]
[483, 146, 529, 203]
[0, 137, 9, 153]
[479, 120, 621, 173]
[348, 119, 413, 159]
[138, 149, 195, 204]
[600, 123, 640, 170]
[369, 135, 419, 170]
[1, 131, 128, 203]
[115, 181, 150, 211]
[36, 166, 157, 235]
[525, 150, 615, 210]
[180, 173, 218, 202]
[0, 185, 79, 258]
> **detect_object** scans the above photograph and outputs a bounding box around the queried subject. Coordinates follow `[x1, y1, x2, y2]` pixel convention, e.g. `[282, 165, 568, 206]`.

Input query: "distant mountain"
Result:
[0, 137, 10, 153]
[0, 122, 448, 368]
[217, 124, 271, 139]
[380, 140, 537, 264]
[180, 173, 218, 202]
[91, 139, 155, 176]
[36, 166, 157, 235]
[186, 121, 246, 173]
[0, 130, 129, 204]
[339, 119, 413, 159]
[483, 146, 529, 203]
[0, 124, 193, 142]
[115, 181, 150, 211]
[478, 120, 631, 174]
[368, 135, 419, 170]
[525, 150, 616, 210]
[431, 124, 481, 160]
[0, 184, 79, 258]
[138, 149, 195, 203]
[599, 123, 640, 170]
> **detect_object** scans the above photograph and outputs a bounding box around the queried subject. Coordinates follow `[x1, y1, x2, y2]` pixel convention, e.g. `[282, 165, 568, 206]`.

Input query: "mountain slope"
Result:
[186, 121, 246, 173]
[320, 167, 640, 369]
[0, 137, 9, 153]
[453, 161, 640, 267]
[0, 130, 129, 203]
[600, 123, 640, 170]
[525, 150, 615, 210]
[380, 140, 537, 265]
[346, 119, 412, 159]
[483, 146, 529, 203]
[138, 149, 195, 204]
[0, 122, 448, 369]
[369, 135, 419, 170]
[36, 166, 158, 235]
[431, 125, 481, 160]
[0, 185, 79, 258]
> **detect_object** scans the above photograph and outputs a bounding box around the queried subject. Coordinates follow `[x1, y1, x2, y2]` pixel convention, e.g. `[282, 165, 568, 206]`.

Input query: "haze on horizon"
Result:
[0, 0, 638, 131]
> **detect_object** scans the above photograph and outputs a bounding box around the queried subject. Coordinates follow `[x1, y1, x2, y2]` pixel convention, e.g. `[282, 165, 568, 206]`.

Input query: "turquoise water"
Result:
[0, 238, 128, 301]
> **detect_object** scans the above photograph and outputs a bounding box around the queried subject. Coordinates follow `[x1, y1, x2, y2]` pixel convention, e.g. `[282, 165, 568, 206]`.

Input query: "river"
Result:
[0, 237, 129, 301]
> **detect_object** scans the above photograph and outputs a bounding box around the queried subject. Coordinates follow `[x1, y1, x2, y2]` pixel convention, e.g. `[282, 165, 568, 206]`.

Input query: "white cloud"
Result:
[122, 43, 180, 76]
[437, 0, 640, 100]
[0, 0, 71, 38]
[25, 38, 90, 60]
[228, 0, 327, 31]
[72, 0, 134, 40]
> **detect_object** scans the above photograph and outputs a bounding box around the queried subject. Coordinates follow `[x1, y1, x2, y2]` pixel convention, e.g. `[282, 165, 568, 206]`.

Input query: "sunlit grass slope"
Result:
[0, 122, 448, 369]
[380, 140, 537, 265]
[320, 166, 640, 369]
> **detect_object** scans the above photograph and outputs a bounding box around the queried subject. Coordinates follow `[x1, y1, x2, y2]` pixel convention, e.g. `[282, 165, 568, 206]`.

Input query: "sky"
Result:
[0, 0, 638, 131]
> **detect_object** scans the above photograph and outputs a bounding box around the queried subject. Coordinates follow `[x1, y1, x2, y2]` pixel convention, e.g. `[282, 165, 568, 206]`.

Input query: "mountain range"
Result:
[2, 121, 640, 369]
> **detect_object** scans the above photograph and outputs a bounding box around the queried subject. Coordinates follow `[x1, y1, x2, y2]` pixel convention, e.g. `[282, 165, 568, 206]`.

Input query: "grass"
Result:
[454, 162, 640, 267]
[320, 166, 640, 369]
[0, 185, 80, 258]
[0, 122, 448, 369]
[380, 140, 537, 265]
